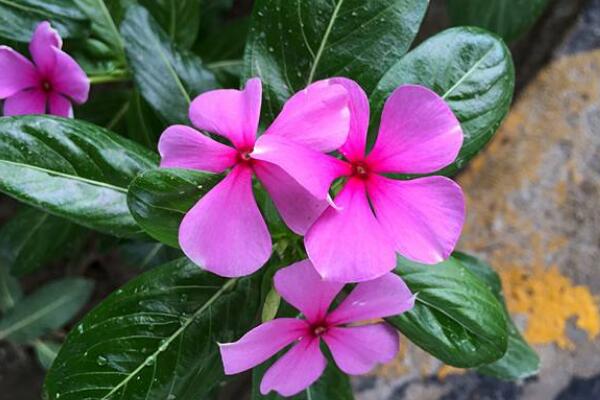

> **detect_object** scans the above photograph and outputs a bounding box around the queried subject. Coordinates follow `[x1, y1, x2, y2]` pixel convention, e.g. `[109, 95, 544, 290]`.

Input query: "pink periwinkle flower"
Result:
[158, 78, 351, 277]
[304, 79, 466, 282]
[0, 22, 89, 117]
[219, 259, 414, 397]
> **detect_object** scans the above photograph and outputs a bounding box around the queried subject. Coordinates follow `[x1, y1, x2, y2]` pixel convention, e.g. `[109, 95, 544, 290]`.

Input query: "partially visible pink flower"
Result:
[0, 22, 89, 117]
[304, 79, 466, 282]
[158, 78, 350, 277]
[219, 260, 414, 397]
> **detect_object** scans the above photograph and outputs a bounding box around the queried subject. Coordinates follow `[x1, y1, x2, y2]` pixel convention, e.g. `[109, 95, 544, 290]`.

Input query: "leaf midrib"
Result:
[306, 0, 345, 84]
[0, 160, 127, 193]
[99, 278, 237, 399]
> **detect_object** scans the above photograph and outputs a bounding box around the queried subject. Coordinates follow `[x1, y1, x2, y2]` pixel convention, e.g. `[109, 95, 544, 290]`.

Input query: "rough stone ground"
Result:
[356, 1, 600, 399]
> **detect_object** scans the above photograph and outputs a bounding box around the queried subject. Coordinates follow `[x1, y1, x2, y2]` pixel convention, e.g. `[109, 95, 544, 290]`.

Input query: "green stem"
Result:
[89, 70, 131, 85]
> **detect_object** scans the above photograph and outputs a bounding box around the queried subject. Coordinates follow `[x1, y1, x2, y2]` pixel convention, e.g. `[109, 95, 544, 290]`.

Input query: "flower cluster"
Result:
[159, 76, 465, 394]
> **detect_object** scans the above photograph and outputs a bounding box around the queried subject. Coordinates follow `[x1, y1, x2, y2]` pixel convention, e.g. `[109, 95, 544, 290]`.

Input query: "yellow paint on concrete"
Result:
[500, 266, 600, 349]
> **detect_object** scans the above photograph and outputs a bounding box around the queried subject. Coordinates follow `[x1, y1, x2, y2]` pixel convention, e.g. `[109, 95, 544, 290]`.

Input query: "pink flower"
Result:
[158, 78, 350, 277]
[219, 259, 414, 397]
[305, 79, 466, 282]
[0, 22, 89, 117]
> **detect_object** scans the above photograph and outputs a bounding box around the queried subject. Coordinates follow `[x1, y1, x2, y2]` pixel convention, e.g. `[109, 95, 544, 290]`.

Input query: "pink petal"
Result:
[333, 78, 370, 162]
[367, 85, 463, 174]
[50, 47, 90, 104]
[29, 21, 61, 76]
[327, 273, 414, 325]
[260, 336, 326, 397]
[189, 78, 261, 149]
[305, 178, 396, 283]
[368, 175, 465, 264]
[323, 324, 399, 375]
[252, 134, 350, 200]
[48, 93, 72, 117]
[273, 260, 343, 324]
[253, 161, 328, 235]
[158, 125, 238, 173]
[179, 165, 271, 277]
[264, 78, 350, 152]
[0, 46, 39, 98]
[219, 318, 309, 375]
[3, 90, 46, 116]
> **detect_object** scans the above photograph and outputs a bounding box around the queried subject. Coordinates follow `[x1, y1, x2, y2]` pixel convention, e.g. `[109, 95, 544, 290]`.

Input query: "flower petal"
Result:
[254, 161, 328, 235]
[368, 175, 465, 264]
[273, 260, 343, 324]
[327, 273, 414, 325]
[323, 324, 399, 375]
[252, 134, 350, 200]
[158, 125, 238, 173]
[0, 46, 39, 98]
[219, 318, 309, 375]
[3, 90, 46, 116]
[333, 78, 369, 161]
[48, 93, 73, 117]
[367, 84, 463, 174]
[50, 47, 90, 104]
[29, 21, 61, 75]
[179, 165, 271, 277]
[189, 77, 261, 149]
[264, 78, 350, 152]
[305, 178, 396, 282]
[260, 336, 326, 397]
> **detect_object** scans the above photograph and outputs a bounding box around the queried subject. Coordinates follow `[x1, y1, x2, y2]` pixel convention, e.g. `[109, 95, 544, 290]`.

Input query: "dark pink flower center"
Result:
[236, 148, 254, 165]
[40, 79, 53, 93]
[312, 325, 327, 336]
[351, 162, 370, 180]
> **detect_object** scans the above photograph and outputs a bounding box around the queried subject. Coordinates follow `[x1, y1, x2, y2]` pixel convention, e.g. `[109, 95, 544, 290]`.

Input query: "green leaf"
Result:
[0, 116, 158, 237]
[447, 0, 551, 43]
[138, 0, 202, 48]
[454, 252, 540, 380]
[244, 0, 429, 121]
[118, 240, 183, 269]
[252, 356, 354, 400]
[124, 89, 166, 150]
[261, 287, 281, 322]
[127, 168, 223, 248]
[121, 4, 218, 125]
[0, 207, 84, 276]
[389, 256, 508, 368]
[0, 0, 89, 42]
[0, 260, 22, 313]
[0, 277, 93, 344]
[44, 258, 262, 400]
[371, 27, 515, 176]
[34, 339, 62, 370]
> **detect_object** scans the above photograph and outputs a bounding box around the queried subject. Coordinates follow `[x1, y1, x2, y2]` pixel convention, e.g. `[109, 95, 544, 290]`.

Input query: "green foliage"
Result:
[44, 258, 262, 400]
[34, 340, 62, 370]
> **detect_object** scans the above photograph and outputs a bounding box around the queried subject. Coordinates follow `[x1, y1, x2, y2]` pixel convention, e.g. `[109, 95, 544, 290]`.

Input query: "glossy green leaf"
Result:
[138, 0, 202, 48]
[0, 261, 22, 313]
[0, 0, 89, 42]
[389, 256, 508, 368]
[124, 89, 166, 150]
[0, 207, 84, 276]
[44, 258, 262, 400]
[244, 0, 429, 121]
[371, 27, 515, 176]
[454, 252, 540, 380]
[118, 240, 183, 269]
[252, 356, 354, 400]
[127, 168, 223, 248]
[447, 0, 551, 42]
[0, 277, 93, 344]
[121, 4, 218, 125]
[34, 339, 62, 370]
[0, 116, 158, 237]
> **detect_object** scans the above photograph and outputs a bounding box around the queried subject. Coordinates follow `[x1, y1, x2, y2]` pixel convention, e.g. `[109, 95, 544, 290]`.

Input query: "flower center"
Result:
[351, 162, 370, 180]
[236, 148, 254, 164]
[313, 325, 327, 336]
[41, 80, 52, 93]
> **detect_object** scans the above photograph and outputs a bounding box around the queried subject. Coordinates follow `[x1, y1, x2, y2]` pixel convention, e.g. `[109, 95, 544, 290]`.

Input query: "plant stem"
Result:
[89, 70, 131, 85]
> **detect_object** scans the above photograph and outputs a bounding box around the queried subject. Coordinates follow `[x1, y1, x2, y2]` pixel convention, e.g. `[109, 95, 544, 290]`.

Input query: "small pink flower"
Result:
[0, 22, 89, 117]
[305, 79, 466, 282]
[219, 260, 414, 397]
[158, 78, 350, 277]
